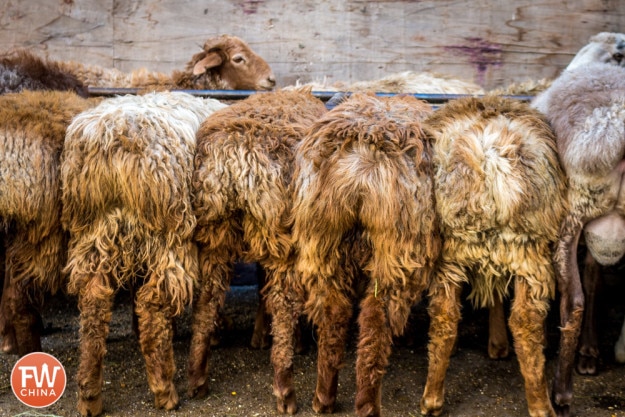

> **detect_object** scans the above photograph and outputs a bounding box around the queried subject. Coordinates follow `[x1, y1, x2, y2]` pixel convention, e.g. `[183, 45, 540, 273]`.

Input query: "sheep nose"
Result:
[267, 75, 276, 87]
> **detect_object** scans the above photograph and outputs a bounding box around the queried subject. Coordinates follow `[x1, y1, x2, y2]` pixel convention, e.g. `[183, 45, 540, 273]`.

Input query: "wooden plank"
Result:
[0, 0, 623, 90]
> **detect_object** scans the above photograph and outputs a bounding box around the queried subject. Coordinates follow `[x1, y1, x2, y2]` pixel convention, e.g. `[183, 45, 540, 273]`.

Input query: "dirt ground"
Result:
[2, 263, 625, 417]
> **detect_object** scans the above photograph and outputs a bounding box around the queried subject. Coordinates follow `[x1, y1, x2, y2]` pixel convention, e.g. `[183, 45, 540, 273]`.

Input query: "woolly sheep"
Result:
[0, 49, 88, 96]
[419, 95, 567, 417]
[60, 92, 226, 416]
[281, 92, 439, 416]
[186, 88, 327, 400]
[58, 34, 276, 91]
[290, 70, 484, 94]
[532, 62, 625, 417]
[0, 90, 97, 355]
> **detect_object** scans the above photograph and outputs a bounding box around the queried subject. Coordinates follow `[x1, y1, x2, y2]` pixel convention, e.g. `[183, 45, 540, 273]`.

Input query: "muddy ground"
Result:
[1, 263, 625, 417]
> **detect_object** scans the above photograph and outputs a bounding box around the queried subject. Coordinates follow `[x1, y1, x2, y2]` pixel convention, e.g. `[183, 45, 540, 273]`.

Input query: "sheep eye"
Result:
[614, 52, 624, 63]
[232, 55, 246, 64]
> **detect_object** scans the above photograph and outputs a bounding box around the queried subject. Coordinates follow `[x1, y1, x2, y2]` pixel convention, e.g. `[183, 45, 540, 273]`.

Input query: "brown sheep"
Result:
[58, 34, 276, 91]
[0, 49, 89, 97]
[60, 92, 226, 416]
[278, 92, 439, 416]
[0, 90, 98, 355]
[532, 62, 625, 417]
[419, 95, 567, 417]
[187, 88, 327, 399]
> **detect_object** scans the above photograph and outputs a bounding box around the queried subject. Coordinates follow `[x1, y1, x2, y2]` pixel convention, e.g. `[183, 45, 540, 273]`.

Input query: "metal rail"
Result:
[87, 87, 534, 109]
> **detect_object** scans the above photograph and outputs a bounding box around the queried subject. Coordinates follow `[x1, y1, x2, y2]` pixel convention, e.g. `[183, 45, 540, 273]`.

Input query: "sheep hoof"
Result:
[312, 392, 335, 414]
[355, 402, 380, 417]
[77, 395, 103, 417]
[276, 392, 298, 415]
[576, 346, 599, 375]
[250, 331, 271, 350]
[187, 381, 210, 399]
[419, 397, 443, 416]
[488, 341, 510, 359]
[576, 353, 598, 375]
[553, 403, 570, 417]
[154, 388, 179, 411]
[1, 335, 18, 354]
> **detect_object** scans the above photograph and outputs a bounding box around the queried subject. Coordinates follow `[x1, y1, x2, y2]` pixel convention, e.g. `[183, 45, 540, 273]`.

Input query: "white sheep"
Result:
[290, 70, 484, 94]
[419, 95, 567, 417]
[60, 92, 226, 416]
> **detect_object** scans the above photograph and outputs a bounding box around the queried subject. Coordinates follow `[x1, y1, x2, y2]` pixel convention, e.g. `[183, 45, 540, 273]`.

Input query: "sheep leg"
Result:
[0, 254, 18, 353]
[312, 292, 353, 413]
[187, 247, 232, 398]
[251, 264, 272, 349]
[576, 249, 601, 375]
[508, 278, 555, 417]
[267, 268, 302, 415]
[420, 275, 463, 416]
[135, 284, 179, 411]
[354, 293, 392, 417]
[76, 274, 114, 417]
[488, 294, 510, 359]
[614, 314, 625, 363]
[552, 222, 584, 417]
[1, 247, 42, 355]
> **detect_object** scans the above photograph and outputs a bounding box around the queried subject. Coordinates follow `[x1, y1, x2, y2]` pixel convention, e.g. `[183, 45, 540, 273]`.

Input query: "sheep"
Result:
[0, 49, 89, 96]
[272, 92, 439, 416]
[186, 88, 327, 399]
[531, 62, 625, 417]
[0, 90, 98, 355]
[419, 95, 567, 417]
[58, 34, 276, 91]
[289, 70, 484, 94]
[482, 30, 625, 366]
[60, 92, 226, 416]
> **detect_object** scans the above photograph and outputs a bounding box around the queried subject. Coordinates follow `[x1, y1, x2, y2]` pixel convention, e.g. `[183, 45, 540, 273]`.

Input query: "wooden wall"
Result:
[1, 0, 623, 90]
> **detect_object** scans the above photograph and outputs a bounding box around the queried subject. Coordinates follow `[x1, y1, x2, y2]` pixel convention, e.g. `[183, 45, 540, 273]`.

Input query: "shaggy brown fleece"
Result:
[419, 95, 567, 417]
[0, 90, 97, 355]
[187, 88, 327, 404]
[61, 92, 226, 417]
[289, 92, 439, 417]
[0, 49, 88, 96]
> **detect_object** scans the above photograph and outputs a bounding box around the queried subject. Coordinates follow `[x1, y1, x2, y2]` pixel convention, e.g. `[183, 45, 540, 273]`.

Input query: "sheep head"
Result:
[188, 34, 275, 90]
[566, 32, 625, 71]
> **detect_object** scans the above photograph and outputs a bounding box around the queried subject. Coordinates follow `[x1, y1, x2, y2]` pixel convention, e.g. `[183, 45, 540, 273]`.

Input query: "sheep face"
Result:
[189, 34, 275, 90]
[566, 32, 625, 71]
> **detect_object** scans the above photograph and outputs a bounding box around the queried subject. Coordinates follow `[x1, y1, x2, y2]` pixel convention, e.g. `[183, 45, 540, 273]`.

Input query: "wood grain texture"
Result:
[0, 0, 623, 90]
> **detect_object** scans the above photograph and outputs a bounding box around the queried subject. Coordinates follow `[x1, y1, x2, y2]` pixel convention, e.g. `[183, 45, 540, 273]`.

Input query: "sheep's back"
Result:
[534, 63, 625, 178]
[193, 89, 326, 243]
[0, 90, 96, 231]
[293, 93, 439, 291]
[427, 95, 567, 240]
[62, 92, 225, 234]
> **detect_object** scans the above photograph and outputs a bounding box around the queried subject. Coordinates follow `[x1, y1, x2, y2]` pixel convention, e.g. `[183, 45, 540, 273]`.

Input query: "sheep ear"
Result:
[193, 52, 223, 75]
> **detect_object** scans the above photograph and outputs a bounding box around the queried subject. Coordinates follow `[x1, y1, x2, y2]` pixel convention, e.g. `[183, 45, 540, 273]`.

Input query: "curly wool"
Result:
[292, 92, 440, 333]
[0, 90, 97, 293]
[193, 88, 327, 263]
[425, 95, 568, 307]
[61, 92, 227, 313]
